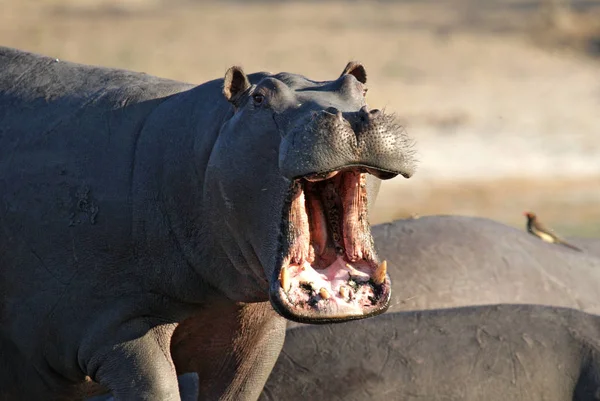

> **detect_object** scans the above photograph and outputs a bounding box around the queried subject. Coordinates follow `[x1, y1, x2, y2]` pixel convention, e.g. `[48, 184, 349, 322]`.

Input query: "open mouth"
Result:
[270, 167, 392, 323]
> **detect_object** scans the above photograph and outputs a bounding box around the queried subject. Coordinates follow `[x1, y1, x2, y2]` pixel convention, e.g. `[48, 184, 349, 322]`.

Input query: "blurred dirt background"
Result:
[2, 0, 599, 236]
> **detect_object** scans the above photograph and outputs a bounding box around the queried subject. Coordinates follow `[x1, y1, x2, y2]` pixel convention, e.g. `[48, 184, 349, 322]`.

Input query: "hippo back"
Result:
[375, 215, 600, 315]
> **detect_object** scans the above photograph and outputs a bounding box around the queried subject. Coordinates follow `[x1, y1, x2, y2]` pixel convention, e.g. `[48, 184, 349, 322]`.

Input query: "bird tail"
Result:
[558, 240, 582, 252]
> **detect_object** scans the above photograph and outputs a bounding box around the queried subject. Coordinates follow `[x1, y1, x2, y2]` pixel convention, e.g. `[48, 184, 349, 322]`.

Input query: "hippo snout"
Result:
[279, 106, 416, 180]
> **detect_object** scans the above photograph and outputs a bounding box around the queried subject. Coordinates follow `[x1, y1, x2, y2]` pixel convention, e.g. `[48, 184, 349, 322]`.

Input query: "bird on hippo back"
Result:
[0, 46, 416, 401]
[524, 211, 582, 251]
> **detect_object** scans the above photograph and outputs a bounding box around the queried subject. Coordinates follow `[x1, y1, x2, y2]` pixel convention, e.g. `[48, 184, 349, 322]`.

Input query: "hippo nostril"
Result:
[369, 109, 381, 118]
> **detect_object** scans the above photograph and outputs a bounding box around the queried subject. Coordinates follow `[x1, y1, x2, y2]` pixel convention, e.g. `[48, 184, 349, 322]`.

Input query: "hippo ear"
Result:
[340, 61, 367, 84]
[223, 66, 251, 103]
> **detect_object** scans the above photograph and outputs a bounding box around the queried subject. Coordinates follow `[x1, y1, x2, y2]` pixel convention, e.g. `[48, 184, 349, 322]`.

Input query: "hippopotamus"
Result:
[0, 47, 416, 400]
[261, 304, 600, 401]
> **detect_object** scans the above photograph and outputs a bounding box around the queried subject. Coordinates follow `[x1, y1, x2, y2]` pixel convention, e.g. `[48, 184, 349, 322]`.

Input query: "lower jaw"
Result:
[276, 256, 392, 322]
[269, 277, 391, 324]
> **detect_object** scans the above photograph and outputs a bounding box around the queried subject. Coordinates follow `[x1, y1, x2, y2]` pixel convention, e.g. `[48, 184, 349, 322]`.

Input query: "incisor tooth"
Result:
[280, 266, 290, 292]
[319, 287, 331, 299]
[373, 260, 387, 285]
[346, 263, 359, 274]
[339, 286, 348, 298]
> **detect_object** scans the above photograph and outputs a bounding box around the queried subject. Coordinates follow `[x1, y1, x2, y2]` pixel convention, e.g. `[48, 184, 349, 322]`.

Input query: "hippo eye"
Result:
[252, 93, 265, 106]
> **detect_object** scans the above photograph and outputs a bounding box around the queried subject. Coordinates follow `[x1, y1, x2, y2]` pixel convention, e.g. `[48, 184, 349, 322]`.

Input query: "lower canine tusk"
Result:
[373, 260, 387, 285]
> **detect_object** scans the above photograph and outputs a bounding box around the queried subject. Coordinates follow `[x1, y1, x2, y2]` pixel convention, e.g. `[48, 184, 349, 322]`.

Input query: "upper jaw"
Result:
[268, 167, 392, 324]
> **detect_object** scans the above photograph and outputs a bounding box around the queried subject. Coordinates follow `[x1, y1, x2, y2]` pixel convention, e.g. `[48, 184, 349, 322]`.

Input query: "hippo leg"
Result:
[171, 301, 286, 401]
[85, 321, 180, 401]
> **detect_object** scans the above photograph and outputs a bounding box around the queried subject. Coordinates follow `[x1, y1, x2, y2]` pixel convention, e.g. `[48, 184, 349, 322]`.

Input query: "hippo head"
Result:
[205, 62, 416, 323]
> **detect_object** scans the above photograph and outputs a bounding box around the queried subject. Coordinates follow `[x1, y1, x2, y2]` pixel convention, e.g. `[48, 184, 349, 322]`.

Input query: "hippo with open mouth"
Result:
[0, 47, 415, 400]
[210, 63, 415, 322]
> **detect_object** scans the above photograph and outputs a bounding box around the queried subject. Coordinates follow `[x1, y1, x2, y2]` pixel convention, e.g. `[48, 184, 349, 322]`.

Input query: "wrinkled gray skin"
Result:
[0, 47, 415, 401]
[261, 305, 600, 401]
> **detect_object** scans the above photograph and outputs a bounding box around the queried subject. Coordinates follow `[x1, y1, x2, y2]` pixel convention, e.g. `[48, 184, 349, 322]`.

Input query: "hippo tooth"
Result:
[341, 171, 364, 262]
[319, 287, 331, 300]
[339, 285, 348, 298]
[373, 260, 387, 285]
[305, 185, 328, 256]
[345, 263, 358, 274]
[280, 265, 291, 292]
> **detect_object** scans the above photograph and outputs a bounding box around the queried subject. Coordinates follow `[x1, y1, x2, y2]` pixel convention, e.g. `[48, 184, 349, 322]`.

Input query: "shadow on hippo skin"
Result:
[287, 215, 600, 330]
[261, 304, 600, 401]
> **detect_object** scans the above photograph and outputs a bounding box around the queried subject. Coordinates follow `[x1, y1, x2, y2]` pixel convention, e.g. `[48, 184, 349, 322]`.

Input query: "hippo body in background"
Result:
[262, 304, 600, 401]
[374, 216, 600, 315]
[0, 47, 416, 400]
